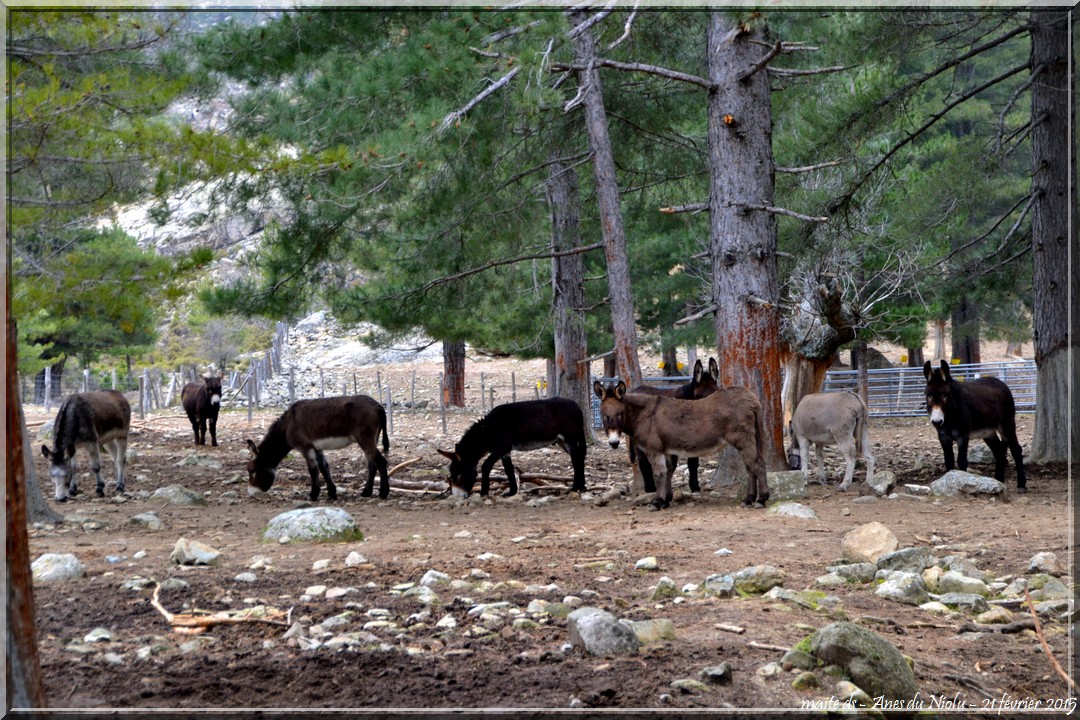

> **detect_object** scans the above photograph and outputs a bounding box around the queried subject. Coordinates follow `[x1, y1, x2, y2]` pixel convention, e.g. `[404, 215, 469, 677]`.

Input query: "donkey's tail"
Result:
[379, 406, 390, 453]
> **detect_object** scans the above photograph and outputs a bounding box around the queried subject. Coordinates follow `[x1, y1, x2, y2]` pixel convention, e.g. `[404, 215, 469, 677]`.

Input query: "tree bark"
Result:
[7, 317, 48, 709]
[547, 151, 591, 421]
[442, 340, 466, 408]
[950, 295, 981, 364]
[661, 346, 679, 376]
[707, 12, 785, 468]
[1029, 10, 1076, 464]
[906, 346, 925, 368]
[567, 9, 642, 389]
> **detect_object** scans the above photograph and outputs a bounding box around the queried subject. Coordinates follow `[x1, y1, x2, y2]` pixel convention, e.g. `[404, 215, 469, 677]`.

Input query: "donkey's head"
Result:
[923, 360, 954, 428]
[437, 448, 475, 497]
[593, 380, 628, 448]
[204, 374, 223, 406]
[41, 445, 76, 501]
[245, 439, 276, 494]
[689, 358, 720, 399]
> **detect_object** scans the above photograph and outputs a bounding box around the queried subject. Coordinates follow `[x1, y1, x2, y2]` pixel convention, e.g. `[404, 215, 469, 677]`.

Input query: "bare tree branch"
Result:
[729, 202, 829, 223]
[553, 58, 714, 90]
[659, 203, 708, 215]
[607, 2, 640, 50]
[481, 20, 542, 46]
[441, 67, 520, 132]
[565, 3, 617, 40]
[996, 63, 1044, 150]
[737, 40, 782, 83]
[674, 304, 717, 326]
[777, 160, 842, 174]
[768, 65, 851, 78]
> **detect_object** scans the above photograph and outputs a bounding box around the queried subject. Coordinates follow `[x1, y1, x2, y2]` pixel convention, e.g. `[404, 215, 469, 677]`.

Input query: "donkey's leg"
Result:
[648, 453, 671, 510]
[955, 435, 970, 472]
[797, 436, 812, 486]
[814, 443, 829, 484]
[686, 457, 700, 494]
[835, 436, 857, 491]
[315, 450, 336, 501]
[88, 443, 106, 497]
[984, 435, 1007, 482]
[371, 449, 390, 499]
[111, 438, 128, 494]
[570, 440, 587, 493]
[198, 416, 208, 445]
[1006, 434, 1026, 492]
[936, 430, 956, 471]
[208, 414, 218, 447]
[737, 438, 768, 507]
[637, 450, 657, 493]
[499, 455, 518, 497]
[479, 451, 505, 496]
[303, 449, 322, 501]
[861, 425, 876, 486]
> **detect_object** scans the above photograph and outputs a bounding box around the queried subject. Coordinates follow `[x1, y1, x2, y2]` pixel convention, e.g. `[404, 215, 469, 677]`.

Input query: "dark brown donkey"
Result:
[246, 395, 390, 501]
[181, 374, 222, 446]
[594, 380, 769, 509]
[923, 360, 1026, 491]
[41, 390, 131, 501]
[438, 398, 587, 498]
[629, 358, 719, 494]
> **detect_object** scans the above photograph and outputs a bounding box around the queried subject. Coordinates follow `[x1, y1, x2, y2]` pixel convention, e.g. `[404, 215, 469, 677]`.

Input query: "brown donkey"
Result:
[594, 380, 769, 509]
[246, 395, 389, 501]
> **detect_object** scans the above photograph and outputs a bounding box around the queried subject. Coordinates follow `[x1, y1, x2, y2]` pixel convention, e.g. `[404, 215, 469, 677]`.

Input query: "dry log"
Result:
[1025, 588, 1078, 691]
[151, 583, 289, 634]
[388, 457, 422, 476]
[746, 641, 790, 652]
[714, 623, 746, 634]
[958, 619, 1035, 634]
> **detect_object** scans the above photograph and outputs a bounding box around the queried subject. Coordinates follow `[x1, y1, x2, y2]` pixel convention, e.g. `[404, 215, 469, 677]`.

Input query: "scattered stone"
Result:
[930, 470, 1004, 497]
[635, 556, 659, 571]
[84, 627, 113, 643]
[714, 548, 733, 556]
[936, 593, 990, 613]
[1028, 552, 1064, 576]
[703, 573, 735, 598]
[435, 614, 458, 629]
[767, 501, 818, 520]
[651, 577, 679, 601]
[567, 607, 640, 656]
[345, 551, 368, 566]
[1033, 577, 1071, 601]
[121, 577, 153, 591]
[32, 553, 86, 583]
[174, 455, 223, 470]
[813, 572, 847, 588]
[127, 512, 165, 532]
[841, 522, 898, 563]
[827, 563, 877, 583]
[940, 555, 991, 583]
[919, 601, 952, 615]
[670, 678, 710, 693]
[864, 470, 897, 496]
[699, 663, 733, 685]
[809, 621, 918, 704]
[903, 484, 931, 496]
[169, 538, 222, 566]
[625, 618, 675, 644]
[975, 606, 1014, 624]
[312, 559, 331, 571]
[781, 648, 817, 671]
[938, 570, 988, 597]
[836, 680, 874, 708]
[420, 569, 450, 586]
[150, 485, 208, 506]
[325, 587, 353, 599]
[404, 585, 440, 605]
[305, 584, 327, 597]
[756, 662, 784, 679]
[234, 572, 257, 583]
[874, 572, 930, 606]
[103, 652, 125, 665]
[732, 565, 785, 594]
[875, 547, 931, 574]
[159, 578, 189, 591]
[922, 566, 944, 593]
[792, 671, 819, 690]
[261, 507, 363, 544]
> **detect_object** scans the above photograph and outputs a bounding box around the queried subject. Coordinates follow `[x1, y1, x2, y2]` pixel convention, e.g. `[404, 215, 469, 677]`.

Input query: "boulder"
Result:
[765, 471, 808, 501]
[930, 470, 1004, 497]
[875, 572, 930, 606]
[32, 553, 86, 583]
[732, 564, 785, 594]
[1028, 551, 1064, 576]
[127, 512, 165, 532]
[809, 621, 918, 704]
[937, 570, 988, 597]
[875, 547, 931, 574]
[767, 501, 818, 520]
[703, 573, 735, 598]
[841, 522, 898, 563]
[150, 485, 207, 506]
[261, 507, 363, 544]
[567, 607, 640, 656]
[865, 470, 897, 496]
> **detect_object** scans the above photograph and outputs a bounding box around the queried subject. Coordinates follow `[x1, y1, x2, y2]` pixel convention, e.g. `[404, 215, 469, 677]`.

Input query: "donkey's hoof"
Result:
[360, 489, 373, 498]
[95, 489, 105, 498]
[501, 489, 517, 498]
[1017, 486, 1027, 493]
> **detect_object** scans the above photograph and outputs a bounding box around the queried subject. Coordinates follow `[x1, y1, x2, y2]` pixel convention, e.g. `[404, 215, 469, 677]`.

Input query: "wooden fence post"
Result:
[44, 366, 51, 411]
[138, 375, 146, 420]
[82, 368, 90, 393]
[319, 367, 325, 398]
[246, 374, 253, 422]
[439, 372, 447, 435]
[288, 367, 296, 404]
[385, 386, 393, 437]
[480, 372, 486, 413]
[511, 371, 516, 403]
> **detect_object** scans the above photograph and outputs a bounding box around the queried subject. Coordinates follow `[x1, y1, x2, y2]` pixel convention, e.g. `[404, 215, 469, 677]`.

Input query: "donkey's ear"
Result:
[437, 448, 456, 461]
[922, 360, 933, 380]
[939, 360, 952, 380]
[245, 439, 259, 457]
[709, 357, 720, 380]
[614, 381, 627, 400]
[692, 359, 704, 383]
[41, 444, 52, 459]
[593, 380, 606, 399]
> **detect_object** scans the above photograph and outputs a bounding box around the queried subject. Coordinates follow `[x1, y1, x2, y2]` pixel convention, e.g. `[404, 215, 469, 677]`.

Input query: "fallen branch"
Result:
[388, 457, 422, 477]
[1025, 588, 1078, 691]
[958, 619, 1035, 634]
[714, 623, 745, 634]
[151, 583, 289, 635]
[746, 640, 790, 652]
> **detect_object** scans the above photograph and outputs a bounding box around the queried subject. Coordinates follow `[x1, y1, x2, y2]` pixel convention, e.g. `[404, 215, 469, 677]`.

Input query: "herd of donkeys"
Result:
[39, 357, 1027, 510]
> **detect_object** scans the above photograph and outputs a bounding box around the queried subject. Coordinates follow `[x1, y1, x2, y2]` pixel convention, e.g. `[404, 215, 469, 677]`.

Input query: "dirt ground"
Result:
[24, 358, 1075, 713]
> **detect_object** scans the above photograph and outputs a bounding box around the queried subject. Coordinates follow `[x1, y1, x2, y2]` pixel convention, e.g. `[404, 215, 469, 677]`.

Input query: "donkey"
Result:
[437, 397, 587, 498]
[246, 395, 390, 501]
[630, 358, 720, 494]
[787, 392, 875, 491]
[594, 380, 769, 509]
[923, 360, 1026, 491]
[41, 390, 131, 501]
[181, 374, 222, 446]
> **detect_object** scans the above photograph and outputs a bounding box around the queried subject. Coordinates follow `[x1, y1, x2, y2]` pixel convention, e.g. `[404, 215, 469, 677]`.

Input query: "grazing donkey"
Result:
[438, 397, 587, 498]
[181, 374, 222, 446]
[923, 360, 1026, 491]
[246, 395, 390, 501]
[787, 392, 875, 491]
[594, 380, 769, 509]
[41, 390, 131, 501]
[630, 358, 720, 494]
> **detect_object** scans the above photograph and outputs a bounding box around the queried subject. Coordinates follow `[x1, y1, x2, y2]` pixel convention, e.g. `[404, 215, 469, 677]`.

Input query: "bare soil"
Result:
[25, 358, 1074, 713]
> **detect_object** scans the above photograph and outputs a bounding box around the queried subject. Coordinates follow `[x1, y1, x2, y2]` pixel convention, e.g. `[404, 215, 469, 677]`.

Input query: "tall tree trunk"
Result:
[906, 347, 925, 368]
[932, 319, 947, 362]
[7, 318, 48, 709]
[442, 340, 466, 408]
[567, 9, 642, 389]
[950, 295, 981, 364]
[661, 346, 679, 376]
[547, 151, 591, 421]
[1029, 10, 1076, 464]
[707, 13, 784, 468]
